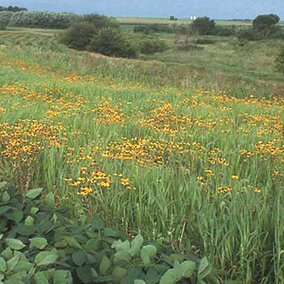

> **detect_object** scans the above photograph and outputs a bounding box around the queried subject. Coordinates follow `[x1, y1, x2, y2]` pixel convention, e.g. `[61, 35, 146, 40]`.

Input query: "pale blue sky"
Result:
[1, 0, 284, 19]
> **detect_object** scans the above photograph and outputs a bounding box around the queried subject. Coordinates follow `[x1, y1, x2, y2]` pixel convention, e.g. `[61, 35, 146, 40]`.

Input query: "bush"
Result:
[9, 11, 77, 29]
[196, 38, 216, 45]
[139, 38, 168, 54]
[0, 182, 218, 283]
[213, 26, 237, 36]
[238, 28, 262, 41]
[90, 27, 137, 58]
[60, 23, 96, 50]
[80, 13, 120, 30]
[0, 11, 13, 30]
[276, 47, 284, 74]
[191, 17, 216, 35]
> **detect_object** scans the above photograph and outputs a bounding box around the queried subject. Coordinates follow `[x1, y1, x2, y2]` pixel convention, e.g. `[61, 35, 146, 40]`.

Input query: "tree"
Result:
[191, 17, 216, 35]
[253, 14, 280, 38]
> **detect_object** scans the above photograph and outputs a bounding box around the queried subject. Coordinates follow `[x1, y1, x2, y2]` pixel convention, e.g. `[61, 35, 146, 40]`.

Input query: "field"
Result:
[0, 27, 284, 283]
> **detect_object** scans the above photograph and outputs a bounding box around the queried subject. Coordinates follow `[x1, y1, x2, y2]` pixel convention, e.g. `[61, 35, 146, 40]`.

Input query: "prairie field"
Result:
[0, 28, 283, 283]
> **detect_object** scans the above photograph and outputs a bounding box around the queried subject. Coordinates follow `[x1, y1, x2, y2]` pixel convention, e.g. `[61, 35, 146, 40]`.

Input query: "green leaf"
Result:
[54, 239, 68, 248]
[113, 251, 132, 264]
[64, 236, 82, 249]
[44, 192, 55, 209]
[25, 216, 34, 226]
[6, 238, 26, 250]
[35, 251, 58, 266]
[34, 271, 49, 284]
[7, 255, 20, 272]
[160, 269, 180, 284]
[0, 257, 6, 273]
[0, 181, 8, 190]
[198, 257, 211, 279]
[111, 239, 130, 252]
[29, 237, 48, 250]
[1, 247, 13, 259]
[174, 260, 196, 278]
[112, 266, 128, 280]
[2, 191, 10, 202]
[76, 267, 93, 283]
[72, 250, 86, 266]
[140, 245, 157, 265]
[84, 238, 98, 251]
[92, 213, 105, 230]
[0, 206, 10, 215]
[134, 280, 146, 284]
[53, 270, 72, 284]
[99, 255, 111, 275]
[26, 188, 43, 200]
[0, 272, 4, 281]
[130, 234, 144, 256]
[6, 209, 24, 223]
[30, 207, 39, 216]
[13, 261, 34, 273]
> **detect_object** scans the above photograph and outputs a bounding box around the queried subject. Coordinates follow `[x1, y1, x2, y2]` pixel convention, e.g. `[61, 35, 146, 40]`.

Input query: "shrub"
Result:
[276, 47, 284, 74]
[9, 11, 77, 29]
[0, 11, 13, 30]
[0, 182, 218, 283]
[0, 6, 27, 12]
[253, 14, 280, 38]
[90, 27, 137, 58]
[60, 23, 96, 50]
[80, 13, 120, 30]
[191, 17, 216, 35]
[139, 38, 169, 54]
[196, 38, 216, 45]
[238, 28, 262, 41]
[213, 26, 237, 36]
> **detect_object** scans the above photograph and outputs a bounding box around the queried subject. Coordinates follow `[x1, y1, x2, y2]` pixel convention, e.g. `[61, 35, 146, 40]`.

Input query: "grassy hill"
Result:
[0, 28, 283, 282]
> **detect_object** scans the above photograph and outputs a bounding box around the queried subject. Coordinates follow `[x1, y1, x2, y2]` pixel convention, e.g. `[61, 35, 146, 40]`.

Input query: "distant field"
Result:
[117, 17, 253, 26]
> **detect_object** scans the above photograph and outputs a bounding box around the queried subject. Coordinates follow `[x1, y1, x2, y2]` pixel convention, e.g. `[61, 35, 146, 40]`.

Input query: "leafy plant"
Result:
[0, 182, 218, 283]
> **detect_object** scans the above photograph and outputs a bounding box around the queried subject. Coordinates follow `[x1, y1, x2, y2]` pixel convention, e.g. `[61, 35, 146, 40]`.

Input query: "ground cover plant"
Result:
[0, 24, 283, 283]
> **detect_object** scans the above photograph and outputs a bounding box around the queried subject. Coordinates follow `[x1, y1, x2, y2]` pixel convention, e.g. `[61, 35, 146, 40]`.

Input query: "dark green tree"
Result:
[191, 17, 216, 35]
[253, 14, 280, 38]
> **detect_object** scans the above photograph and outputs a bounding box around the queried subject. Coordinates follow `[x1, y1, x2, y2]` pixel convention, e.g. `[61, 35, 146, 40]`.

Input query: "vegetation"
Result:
[0, 12, 13, 30]
[7, 11, 77, 29]
[0, 12, 284, 283]
[0, 182, 217, 283]
[191, 17, 216, 35]
[139, 38, 169, 54]
[0, 6, 27, 12]
[276, 47, 284, 74]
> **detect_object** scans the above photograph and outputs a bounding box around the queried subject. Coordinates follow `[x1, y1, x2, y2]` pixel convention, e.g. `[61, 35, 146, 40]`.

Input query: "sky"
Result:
[1, 0, 284, 20]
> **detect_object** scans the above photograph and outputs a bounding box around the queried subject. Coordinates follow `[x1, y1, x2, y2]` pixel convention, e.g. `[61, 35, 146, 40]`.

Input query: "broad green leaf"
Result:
[53, 270, 73, 284]
[72, 250, 86, 266]
[0, 272, 3, 281]
[25, 216, 34, 226]
[76, 267, 93, 283]
[54, 239, 68, 248]
[198, 257, 211, 279]
[134, 280, 146, 284]
[44, 192, 55, 209]
[7, 255, 20, 272]
[0, 257, 6, 273]
[30, 207, 39, 216]
[26, 188, 43, 200]
[84, 238, 98, 251]
[0, 206, 10, 215]
[1, 247, 13, 259]
[113, 251, 132, 264]
[29, 237, 48, 250]
[0, 181, 8, 190]
[130, 234, 144, 256]
[6, 238, 26, 250]
[140, 245, 157, 265]
[112, 266, 127, 279]
[64, 236, 82, 249]
[2, 191, 10, 202]
[34, 271, 49, 284]
[92, 213, 105, 230]
[160, 269, 180, 284]
[99, 255, 111, 275]
[35, 251, 58, 266]
[174, 260, 196, 278]
[111, 240, 130, 252]
[13, 261, 33, 273]
[6, 209, 23, 223]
